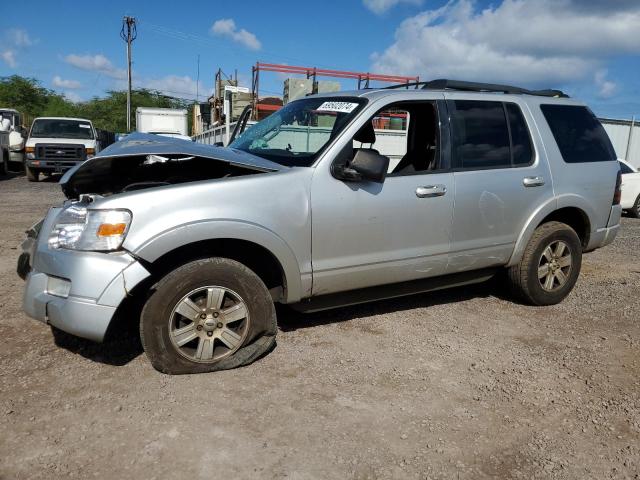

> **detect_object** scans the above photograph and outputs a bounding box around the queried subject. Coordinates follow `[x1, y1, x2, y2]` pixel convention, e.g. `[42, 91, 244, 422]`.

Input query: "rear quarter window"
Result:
[541, 105, 616, 163]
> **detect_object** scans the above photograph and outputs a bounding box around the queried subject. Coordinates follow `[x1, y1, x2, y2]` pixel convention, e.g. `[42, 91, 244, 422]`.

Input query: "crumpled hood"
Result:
[59, 132, 286, 198]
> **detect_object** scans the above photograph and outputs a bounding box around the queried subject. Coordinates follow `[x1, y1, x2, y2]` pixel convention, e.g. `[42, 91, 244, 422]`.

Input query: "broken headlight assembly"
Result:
[48, 206, 132, 251]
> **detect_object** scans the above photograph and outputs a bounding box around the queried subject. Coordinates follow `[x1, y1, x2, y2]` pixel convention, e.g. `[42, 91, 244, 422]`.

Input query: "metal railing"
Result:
[192, 120, 257, 146]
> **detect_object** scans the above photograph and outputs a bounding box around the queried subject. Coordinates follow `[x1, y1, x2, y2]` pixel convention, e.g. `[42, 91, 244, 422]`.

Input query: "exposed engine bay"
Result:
[59, 133, 285, 199]
[61, 154, 265, 198]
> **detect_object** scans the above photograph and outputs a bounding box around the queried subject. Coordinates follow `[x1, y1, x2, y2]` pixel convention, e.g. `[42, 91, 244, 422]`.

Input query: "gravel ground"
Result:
[0, 173, 639, 480]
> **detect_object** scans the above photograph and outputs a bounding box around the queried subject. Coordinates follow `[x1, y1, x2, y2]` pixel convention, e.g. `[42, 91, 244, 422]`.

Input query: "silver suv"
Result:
[20, 80, 622, 374]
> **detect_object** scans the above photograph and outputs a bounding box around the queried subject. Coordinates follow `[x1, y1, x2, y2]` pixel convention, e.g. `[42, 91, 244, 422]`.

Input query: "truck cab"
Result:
[0, 108, 26, 167]
[24, 117, 99, 182]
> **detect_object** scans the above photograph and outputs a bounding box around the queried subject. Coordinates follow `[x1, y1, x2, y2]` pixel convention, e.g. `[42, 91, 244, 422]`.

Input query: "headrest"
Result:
[354, 122, 376, 144]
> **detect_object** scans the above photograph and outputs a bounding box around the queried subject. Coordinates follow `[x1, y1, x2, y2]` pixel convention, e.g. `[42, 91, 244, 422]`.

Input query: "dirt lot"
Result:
[0, 173, 639, 480]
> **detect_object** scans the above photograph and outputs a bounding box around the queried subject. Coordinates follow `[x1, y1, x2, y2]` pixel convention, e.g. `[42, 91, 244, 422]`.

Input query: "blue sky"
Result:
[1, 0, 639, 118]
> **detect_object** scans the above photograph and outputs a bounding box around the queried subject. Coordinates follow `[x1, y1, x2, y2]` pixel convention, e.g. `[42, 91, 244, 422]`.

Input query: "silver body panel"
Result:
[22, 89, 621, 342]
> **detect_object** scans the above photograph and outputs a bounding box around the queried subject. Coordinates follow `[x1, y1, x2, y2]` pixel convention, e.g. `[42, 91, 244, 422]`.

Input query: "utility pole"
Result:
[120, 16, 137, 132]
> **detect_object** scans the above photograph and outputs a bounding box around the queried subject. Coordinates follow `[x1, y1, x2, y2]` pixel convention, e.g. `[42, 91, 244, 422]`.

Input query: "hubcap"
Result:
[538, 240, 572, 292]
[168, 286, 250, 363]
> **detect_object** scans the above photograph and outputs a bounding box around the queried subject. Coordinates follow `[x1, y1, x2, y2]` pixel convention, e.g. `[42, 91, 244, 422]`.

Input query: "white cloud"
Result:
[371, 0, 640, 90]
[210, 19, 261, 50]
[64, 53, 126, 79]
[64, 91, 83, 103]
[363, 0, 422, 14]
[1, 50, 16, 68]
[52, 75, 82, 89]
[7, 28, 35, 47]
[138, 75, 209, 99]
[594, 70, 617, 99]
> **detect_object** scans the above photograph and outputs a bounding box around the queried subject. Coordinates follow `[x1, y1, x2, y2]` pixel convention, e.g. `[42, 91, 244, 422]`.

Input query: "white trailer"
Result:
[135, 107, 189, 140]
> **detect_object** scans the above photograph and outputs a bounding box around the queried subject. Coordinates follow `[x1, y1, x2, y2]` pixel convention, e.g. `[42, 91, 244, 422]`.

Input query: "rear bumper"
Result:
[586, 205, 622, 251]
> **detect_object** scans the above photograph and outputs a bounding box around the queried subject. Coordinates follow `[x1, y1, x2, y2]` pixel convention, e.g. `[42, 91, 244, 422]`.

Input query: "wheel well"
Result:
[538, 207, 590, 248]
[141, 239, 287, 301]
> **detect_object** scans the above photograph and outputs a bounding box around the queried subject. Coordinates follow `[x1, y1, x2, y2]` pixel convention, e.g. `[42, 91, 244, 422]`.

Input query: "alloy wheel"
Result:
[168, 286, 250, 363]
[537, 240, 572, 292]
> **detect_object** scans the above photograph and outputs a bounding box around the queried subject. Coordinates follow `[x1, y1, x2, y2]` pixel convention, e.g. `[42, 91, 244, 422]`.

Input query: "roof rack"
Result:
[385, 78, 569, 98]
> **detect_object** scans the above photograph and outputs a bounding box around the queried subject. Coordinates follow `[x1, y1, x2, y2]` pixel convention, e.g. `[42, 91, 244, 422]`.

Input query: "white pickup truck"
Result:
[24, 117, 100, 182]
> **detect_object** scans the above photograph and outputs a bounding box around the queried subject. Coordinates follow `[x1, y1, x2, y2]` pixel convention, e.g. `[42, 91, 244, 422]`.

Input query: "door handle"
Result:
[523, 176, 545, 187]
[416, 185, 447, 198]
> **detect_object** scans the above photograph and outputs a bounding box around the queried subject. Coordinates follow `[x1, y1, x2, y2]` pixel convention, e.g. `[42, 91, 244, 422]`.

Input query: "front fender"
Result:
[131, 220, 307, 303]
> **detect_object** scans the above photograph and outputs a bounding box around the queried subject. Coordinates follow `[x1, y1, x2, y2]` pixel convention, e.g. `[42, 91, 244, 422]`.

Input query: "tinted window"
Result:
[541, 105, 616, 163]
[506, 103, 534, 165]
[619, 161, 633, 174]
[449, 100, 511, 169]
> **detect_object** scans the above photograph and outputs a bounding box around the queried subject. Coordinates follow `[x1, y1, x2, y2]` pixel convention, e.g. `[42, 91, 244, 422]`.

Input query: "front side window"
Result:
[541, 105, 616, 163]
[346, 101, 440, 175]
[449, 100, 511, 169]
[30, 119, 94, 140]
[230, 97, 366, 167]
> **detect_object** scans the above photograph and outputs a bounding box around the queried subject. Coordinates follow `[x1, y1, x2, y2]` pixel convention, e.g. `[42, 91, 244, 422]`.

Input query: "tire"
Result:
[25, 165, 39, 182]
[0, 154, 7, 176]
[507, 221, 582, 306]
[140, 257, 277, 374]
[629, 194, 640, 219]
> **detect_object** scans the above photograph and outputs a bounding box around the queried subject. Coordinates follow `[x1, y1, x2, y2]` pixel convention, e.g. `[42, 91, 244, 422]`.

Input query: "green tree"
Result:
[1, 75, 193, 133]
[0, 75, 51, 120]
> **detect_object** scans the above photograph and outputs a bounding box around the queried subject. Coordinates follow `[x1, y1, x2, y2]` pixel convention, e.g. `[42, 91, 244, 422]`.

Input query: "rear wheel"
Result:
[0, 154, 7, 176]
[629, 194, 640, 218]
[140, 257, 277, 374]
[507, 221, 582, 305]
[25, 165, 39, 182]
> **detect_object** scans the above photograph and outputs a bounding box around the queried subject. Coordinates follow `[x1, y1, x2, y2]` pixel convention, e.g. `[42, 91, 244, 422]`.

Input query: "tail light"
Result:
[613, 170, 622, 205]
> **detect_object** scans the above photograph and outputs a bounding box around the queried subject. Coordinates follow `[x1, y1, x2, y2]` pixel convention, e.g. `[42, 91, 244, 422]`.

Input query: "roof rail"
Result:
[384, 78, 569, 98]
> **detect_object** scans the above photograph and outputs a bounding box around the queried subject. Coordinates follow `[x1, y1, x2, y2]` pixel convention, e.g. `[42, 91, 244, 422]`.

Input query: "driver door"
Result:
[310, 99, 454, 296]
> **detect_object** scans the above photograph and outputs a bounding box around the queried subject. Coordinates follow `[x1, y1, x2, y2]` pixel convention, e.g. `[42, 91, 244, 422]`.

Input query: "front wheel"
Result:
[507, 221, 582, 306]
[140, 257, 277, 374]
[629, 194, 640, 219]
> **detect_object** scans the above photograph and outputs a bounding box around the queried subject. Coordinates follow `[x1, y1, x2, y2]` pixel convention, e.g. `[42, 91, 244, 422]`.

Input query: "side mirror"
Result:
[342, 149, 389, 183]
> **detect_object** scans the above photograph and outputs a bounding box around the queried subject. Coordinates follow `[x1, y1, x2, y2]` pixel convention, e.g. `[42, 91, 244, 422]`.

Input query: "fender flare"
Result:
[129, 220, 306, 303]
[507, 195, 594, 267]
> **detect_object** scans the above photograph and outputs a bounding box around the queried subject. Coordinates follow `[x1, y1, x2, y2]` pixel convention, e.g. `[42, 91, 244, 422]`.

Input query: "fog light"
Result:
[46, 276, 71, 298]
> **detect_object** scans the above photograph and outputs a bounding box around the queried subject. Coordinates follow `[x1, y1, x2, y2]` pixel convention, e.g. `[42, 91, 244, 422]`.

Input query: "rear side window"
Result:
[541, 105, 616, 163]
[448, 101, 534, 169]
[506, 103, 534, 166]
[449, 100, 510, 169]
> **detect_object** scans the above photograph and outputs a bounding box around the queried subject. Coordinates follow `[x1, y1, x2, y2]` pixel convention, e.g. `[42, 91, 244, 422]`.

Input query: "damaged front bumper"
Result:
[20, 211, 150, 342]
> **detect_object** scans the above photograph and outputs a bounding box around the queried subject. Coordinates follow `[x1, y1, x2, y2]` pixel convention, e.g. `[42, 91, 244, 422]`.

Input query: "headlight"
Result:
[48, 206, 132, 251]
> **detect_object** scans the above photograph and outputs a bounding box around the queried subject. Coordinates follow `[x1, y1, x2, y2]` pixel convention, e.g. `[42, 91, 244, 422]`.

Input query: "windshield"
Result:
[230, 97, 366, 167]
[30, 119, 94, 139]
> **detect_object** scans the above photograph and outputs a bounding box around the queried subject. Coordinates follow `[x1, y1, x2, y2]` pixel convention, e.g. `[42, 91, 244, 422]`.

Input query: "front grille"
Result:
[35, 143, 86, 161]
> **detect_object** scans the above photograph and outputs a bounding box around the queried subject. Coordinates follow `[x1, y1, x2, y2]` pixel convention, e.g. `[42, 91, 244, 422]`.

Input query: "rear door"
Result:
[444, 96, 554, 273]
